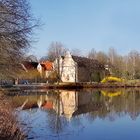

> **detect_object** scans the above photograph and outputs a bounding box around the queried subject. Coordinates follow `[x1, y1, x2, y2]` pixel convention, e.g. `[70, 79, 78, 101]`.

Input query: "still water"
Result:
[10, 89, 140, 140]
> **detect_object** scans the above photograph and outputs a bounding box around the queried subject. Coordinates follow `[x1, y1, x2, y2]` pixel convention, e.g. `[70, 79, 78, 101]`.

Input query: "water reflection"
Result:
[11, 89, 140, 121]
[12, 90, 78, 120]
[101, 89, 123, 97]
[10, 89, 140, 140]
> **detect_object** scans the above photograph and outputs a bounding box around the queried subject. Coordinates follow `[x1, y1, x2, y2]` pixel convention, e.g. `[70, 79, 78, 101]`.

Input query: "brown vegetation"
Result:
[0, 93, 24, 140]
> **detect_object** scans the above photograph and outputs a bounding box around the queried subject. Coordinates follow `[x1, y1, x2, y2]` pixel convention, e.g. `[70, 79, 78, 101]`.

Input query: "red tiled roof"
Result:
[41, 61, 53, 71]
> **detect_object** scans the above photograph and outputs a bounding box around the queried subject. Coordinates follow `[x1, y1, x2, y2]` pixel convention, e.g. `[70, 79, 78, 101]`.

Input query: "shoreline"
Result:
[1, 82, 140, 92]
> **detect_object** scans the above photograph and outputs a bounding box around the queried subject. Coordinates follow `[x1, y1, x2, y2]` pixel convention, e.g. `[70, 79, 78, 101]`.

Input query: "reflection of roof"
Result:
[22, 103, 38, 110]
[41, 61, 53, 71]
[42, 101, 53, 109]
[73, 103, 102, 116]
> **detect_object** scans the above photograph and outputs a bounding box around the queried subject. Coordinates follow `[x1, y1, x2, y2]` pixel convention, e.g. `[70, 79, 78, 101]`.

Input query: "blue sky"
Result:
[29, 0, 140, 58]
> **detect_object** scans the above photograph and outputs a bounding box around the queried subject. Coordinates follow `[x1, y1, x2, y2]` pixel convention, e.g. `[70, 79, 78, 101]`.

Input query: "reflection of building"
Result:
[53, 90, 78, 120]
[36, 90, 78, 120]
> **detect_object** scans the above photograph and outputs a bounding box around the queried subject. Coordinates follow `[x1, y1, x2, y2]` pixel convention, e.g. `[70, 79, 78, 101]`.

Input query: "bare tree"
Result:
[88, 49, 108, 64]
[71, 48, 82, 56]
[47, 42, 67, 61]
[96, 51, 108, 64]
[0, 0, 38, 78]
[127, 50, 140, 79]
[108, 47, 117, 65]
[88, 48, 96, 59]
[25, 55, 38, 62]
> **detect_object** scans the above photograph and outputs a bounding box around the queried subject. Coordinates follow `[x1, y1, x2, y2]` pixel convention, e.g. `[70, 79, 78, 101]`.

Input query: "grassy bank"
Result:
[0, 92, 24, 140]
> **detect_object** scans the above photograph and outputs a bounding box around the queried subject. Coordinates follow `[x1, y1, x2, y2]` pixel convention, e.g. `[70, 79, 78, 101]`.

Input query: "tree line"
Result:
[41, 42, 140, 80]
[87, 48, 140, 80]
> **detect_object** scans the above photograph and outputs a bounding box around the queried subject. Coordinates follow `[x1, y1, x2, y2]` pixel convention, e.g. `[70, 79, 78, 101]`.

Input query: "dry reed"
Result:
[0, 93, 24, 140]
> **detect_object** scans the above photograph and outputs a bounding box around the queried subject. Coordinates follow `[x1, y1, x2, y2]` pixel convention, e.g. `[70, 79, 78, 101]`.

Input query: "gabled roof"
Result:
[72, 102, 103, 116]
[41, 61, 53, 71]
[42, 101, 53, 109]
[72, 56, 105, 70]
[22, 61, 38, 69]
[60, 55, 105, 70]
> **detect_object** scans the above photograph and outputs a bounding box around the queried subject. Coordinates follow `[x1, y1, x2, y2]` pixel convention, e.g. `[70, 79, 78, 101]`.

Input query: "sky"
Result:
[29, 0, 140, 58]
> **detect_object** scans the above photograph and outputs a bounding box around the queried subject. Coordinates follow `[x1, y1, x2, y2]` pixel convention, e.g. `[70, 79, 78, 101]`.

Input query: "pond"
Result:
[10, 88, 140, 140]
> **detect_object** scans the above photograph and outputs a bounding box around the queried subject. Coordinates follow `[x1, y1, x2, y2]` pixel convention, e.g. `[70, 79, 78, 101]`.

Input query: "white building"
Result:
[54, 51, 78, 82]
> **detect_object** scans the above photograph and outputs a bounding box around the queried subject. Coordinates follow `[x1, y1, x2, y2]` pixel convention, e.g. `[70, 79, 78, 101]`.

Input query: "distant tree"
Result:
[47, 42, 67, 61]
[0, 0, 38, 78]
[96, 51, 108, 64]
[88, 49, 108, 64]
[25, 55, 38, 62]
[123, 55, 129, 79]
[71, 48, 82, 56]
[88, 48, 96, 59]
[107, 47, 123, 77]
[127, 50, 140, 79]
[108, 47, 117, 65]
[39, 56, 48, 62]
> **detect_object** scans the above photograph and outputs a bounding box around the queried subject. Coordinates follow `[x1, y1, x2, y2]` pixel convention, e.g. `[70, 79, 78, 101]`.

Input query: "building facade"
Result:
[37, 61, 53, 79]
[54, 51, 106, 82]
[54, 51, 78, 82]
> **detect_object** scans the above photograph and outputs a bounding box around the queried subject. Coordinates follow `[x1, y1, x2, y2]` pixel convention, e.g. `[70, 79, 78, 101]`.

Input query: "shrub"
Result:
[101, 76, 124, 83]
[0, 94, 24, 140]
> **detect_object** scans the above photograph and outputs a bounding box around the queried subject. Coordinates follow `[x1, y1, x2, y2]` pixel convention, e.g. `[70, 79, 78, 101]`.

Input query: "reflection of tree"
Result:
[37, 95, 43, 108]
[87, 89, 140, 121]
[54, 92, 64, 134]
[47, 92, 68, 134]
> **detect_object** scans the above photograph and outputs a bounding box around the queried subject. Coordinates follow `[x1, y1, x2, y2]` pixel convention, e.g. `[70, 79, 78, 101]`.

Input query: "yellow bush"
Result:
[101, 76, 124, 83]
